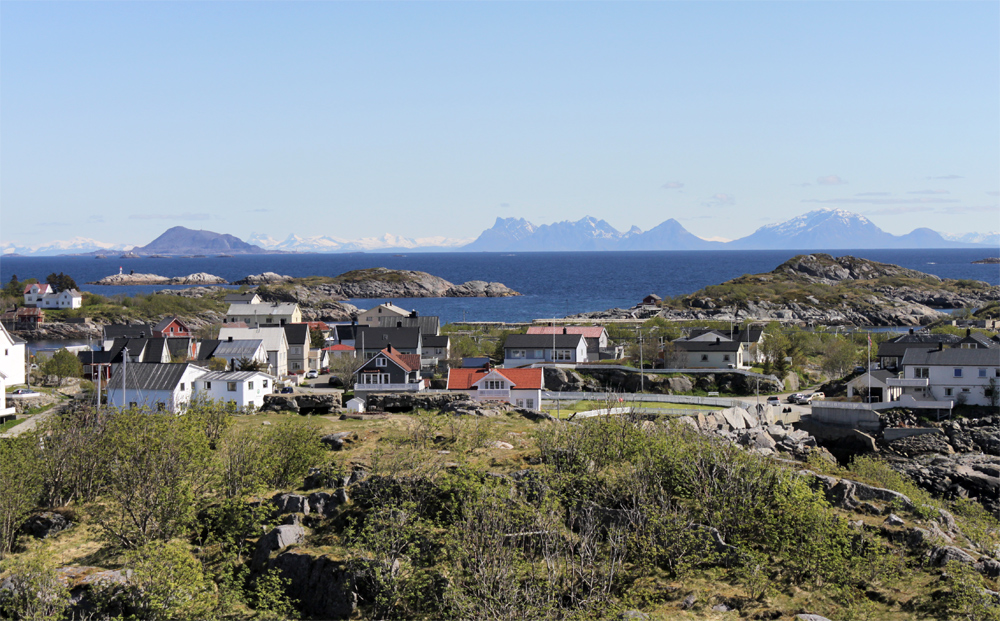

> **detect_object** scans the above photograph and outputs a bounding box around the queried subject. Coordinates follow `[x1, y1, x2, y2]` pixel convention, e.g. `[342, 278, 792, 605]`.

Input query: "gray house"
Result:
[353, 345, 424, 397]
[355, 326, 422, 360]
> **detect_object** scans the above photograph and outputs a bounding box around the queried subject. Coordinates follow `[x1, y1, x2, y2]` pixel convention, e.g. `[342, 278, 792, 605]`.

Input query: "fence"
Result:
[542, 391, 751, 410]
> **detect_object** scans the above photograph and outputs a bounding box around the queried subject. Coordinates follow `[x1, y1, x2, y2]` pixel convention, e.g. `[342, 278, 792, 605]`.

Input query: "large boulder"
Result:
[364, 392, 474, 413]
[252, 524, 306, 571]
[321, 431, 357, 451]
[268, 550, 358, 619]
[263, 395, 299, 413]
[273, 493, 310, 515]
[296, 393, 342, 413]
[930, 546, 976, 567]
[21, 512, 72, 539]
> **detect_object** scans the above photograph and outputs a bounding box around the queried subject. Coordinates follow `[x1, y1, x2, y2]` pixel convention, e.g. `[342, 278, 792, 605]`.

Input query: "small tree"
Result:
[310, 329, 325, 350]
[41, 348, 83, 379]
[207, 357, 228, 372]
[0, 434, 42, 557]
[236, 357, 265, 372]
[328, 354, 364, 388]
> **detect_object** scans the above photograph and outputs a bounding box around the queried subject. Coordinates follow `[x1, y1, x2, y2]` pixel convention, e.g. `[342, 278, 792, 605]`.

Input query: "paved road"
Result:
[0, 402, 64, 438]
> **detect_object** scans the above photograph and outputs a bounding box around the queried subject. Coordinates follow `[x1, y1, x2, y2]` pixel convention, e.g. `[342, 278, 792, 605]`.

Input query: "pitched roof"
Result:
[197, 339, 222, 360]
[213, 339, 264, 358]
[377, 315, 440, 335]
[24, 283, 52, 294]
[142, 338, 168, 363]
[526, 326, 606, 339]
[504, 333, 586, 349]
[447, 367, 544, 390]
[324, 344, 355, 351]
[900, 347, 1000, 367]
[218, 327, 287, 351]
[958, 332, 999, 348]
[153, 316, 189, 333]
[672, 338, 744, 353]
[332, 324, 357, 340]
[305, 321, 330, 331]
[281, 323, 309, 346]
[197, 370, 272, 382]
[103, 323, 153, 340]
[359, 302, 411, 316]
[423, 335, 450, 348]
[165, 339, 190, 360]
[878, 333, 962, 358]
[381, 346, 420, 372]
[356, 326, 421, 351]
[78, 350, 114, 365]
[108, 362, 205, 392]
[226, 302, 299, 316]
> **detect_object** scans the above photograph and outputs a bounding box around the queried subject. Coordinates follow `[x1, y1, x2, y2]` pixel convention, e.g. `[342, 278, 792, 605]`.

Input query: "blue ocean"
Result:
[1, 248, 997, 325]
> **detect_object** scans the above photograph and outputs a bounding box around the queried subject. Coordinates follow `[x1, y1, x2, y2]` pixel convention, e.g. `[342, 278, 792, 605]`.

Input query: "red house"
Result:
[153, 316, 192, 338]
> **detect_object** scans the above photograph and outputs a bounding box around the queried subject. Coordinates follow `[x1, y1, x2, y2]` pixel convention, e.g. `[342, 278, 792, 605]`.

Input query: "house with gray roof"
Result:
[895, 346, 1000, 407]
[106, 362, 208, 412]
[377, 314, 440, 336]
[193, 370, 274, 409]
[672, 337, 745, 369]
[211, 339, 268, 371]
[224, 292, 263, 305]
[503, 333, 588, 368]
[876, 331, 962, 370]
[218, 326, 288, 376]
[355, 326, 422, 360]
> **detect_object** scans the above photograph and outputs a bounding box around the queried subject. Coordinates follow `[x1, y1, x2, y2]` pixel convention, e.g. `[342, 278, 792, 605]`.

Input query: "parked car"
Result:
[787, 393, 804, 403]
[305, 370, 318, 379]
[279, 386, 294, 394]
[766, 396, 781, 406]
[794, 394, 814, 405]
[810, 392, 825, 401]
[11, 388, 39, 396]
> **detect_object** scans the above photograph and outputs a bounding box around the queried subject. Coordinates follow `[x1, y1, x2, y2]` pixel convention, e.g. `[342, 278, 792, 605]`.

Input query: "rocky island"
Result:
[972, 257, 1000, 264]
[234, 268, 520, 299]
[576, 253, 1000, 326]
[87, 272, 228, 285]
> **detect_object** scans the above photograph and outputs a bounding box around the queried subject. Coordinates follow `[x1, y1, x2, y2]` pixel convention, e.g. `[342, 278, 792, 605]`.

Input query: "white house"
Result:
[210, 338, 268, 372]
[0, 372, 15, 416]
[671, 337, 745, 369]
[503, 333, 589, 368]
[0, 323, 26, 386]
[218, 327, 289, 377]
[897, 346, 1000, 407]
[224, 303, 302, 328]
[106, 362, 208, 413]
[447, 366, 544, 410]
[23, 283, 83, 309]
[193, 371, 274, 409]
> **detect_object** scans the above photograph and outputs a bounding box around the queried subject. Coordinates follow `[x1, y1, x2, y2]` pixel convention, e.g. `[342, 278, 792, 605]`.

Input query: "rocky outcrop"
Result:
[543, 367, 782, 397]
[252, 524, 306, 571]
[363, 392, 475, 413]
[11, 321, 102, 341]
[268, 551, 358, 619]
[21, 512, 73, 539]
[87, 272, 227, 285]
[262, 393, 342, 414]
[889, 452, 1000, 517]
[574, 254, 999, 327]
[443, 280, 520, 297]
[232, 272, 294, 285]
[972, 257, 1000, 264]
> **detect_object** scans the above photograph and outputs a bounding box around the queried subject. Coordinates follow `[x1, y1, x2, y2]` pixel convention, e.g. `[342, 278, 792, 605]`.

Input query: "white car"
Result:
[305, 370, 318, 379]
[766, 396, 781, 406]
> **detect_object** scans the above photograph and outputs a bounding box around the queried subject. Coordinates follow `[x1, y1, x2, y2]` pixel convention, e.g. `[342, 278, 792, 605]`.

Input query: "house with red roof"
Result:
[447, 366, 544, 410]
[526, 325, 619, 358]
[353, 345, 424, 396]
[324, 343, 356, 358]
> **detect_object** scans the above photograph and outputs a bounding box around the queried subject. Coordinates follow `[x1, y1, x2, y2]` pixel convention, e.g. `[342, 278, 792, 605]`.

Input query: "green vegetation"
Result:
[0, 400, 996, 620]
[44, 291, 226, 324]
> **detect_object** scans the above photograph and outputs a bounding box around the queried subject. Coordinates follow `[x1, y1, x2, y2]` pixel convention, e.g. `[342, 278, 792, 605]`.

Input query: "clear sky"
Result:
[2, 1, 997, 247]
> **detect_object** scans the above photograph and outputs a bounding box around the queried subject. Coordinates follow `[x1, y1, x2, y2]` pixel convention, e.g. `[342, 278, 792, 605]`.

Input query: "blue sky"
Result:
[2, 1, 997, 247]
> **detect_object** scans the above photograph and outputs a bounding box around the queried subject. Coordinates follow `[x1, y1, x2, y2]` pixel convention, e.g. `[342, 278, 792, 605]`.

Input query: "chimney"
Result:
[410, 310, 418, 317]
[909, 328, 914, 335]
[563, 327, 567, 335]
[396, 321, 402, 328]
[966, 328, 972, 337]
[937, 342, 944, 351]
[715, 337, 721, 343]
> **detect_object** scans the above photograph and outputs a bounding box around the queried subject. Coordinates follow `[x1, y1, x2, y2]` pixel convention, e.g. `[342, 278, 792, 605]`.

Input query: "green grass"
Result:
[0, 418, 23, 433]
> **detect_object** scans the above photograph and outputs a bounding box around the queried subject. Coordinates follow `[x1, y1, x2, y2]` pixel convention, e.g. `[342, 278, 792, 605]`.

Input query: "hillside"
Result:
[0, 399, 996, 620]
[578, 254, 1000, 326]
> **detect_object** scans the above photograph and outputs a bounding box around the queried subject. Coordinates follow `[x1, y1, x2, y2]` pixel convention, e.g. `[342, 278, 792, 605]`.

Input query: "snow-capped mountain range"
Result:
[2, 209, 994, 256]
[245, 233, 474, 253]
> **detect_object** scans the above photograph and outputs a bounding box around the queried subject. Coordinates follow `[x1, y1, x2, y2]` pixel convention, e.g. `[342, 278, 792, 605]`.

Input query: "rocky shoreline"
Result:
[87, 272, 227, 285]
[574, 254, 999, 327]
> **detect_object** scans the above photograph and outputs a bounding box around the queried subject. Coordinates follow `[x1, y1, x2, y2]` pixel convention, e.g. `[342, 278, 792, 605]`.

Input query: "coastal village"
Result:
[1, 255, 999, 621]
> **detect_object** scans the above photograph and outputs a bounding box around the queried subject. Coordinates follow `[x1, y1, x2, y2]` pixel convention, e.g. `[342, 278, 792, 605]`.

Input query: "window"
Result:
[484, 380, 504, 390]
[180, 383, 185, 391]
[205, 381, 212, 389]
[292, 347, 300, 355]
[723, 355, 731, 361]
[961, 387, 970, 393]
[954, 368, 963, 378]
[516, 399, 524, 407]
[511, 349, 525, 358]
[266, 318, 272, 323]
[534, 349, 544, 358]
[263, 379, 268, 387]
[979, 368, 988, 378]
[129, 402, 137, 408]
[227, 382, 237, 392]
[526, 399, 534, 409]
[914, 367, 929, 379]
[157, 402, 165, 411]
[375, 358, 387, 367]
[945, 388, 953, 396]
[701, 355, 709, 361]
[248, 381, 253, 389]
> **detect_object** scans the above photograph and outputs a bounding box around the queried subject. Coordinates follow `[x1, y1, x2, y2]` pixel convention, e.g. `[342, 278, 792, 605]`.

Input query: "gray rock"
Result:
[931, 546, 976, 567]
[21, 512, 72, 539]
[884, 514, 905, 527]
[307, 491, 344, 518]
[273, 493, 310, 515]
[796, 615, 834, 621]
[621, 611, 650, 621]
[252, 524, 306, 570]
[977, 558, 1000, 578]
[681, 594, 697, 609]
[269, 550, 358, 619]
[712, 604, 731, 612]
[321, 431, 357, 451]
